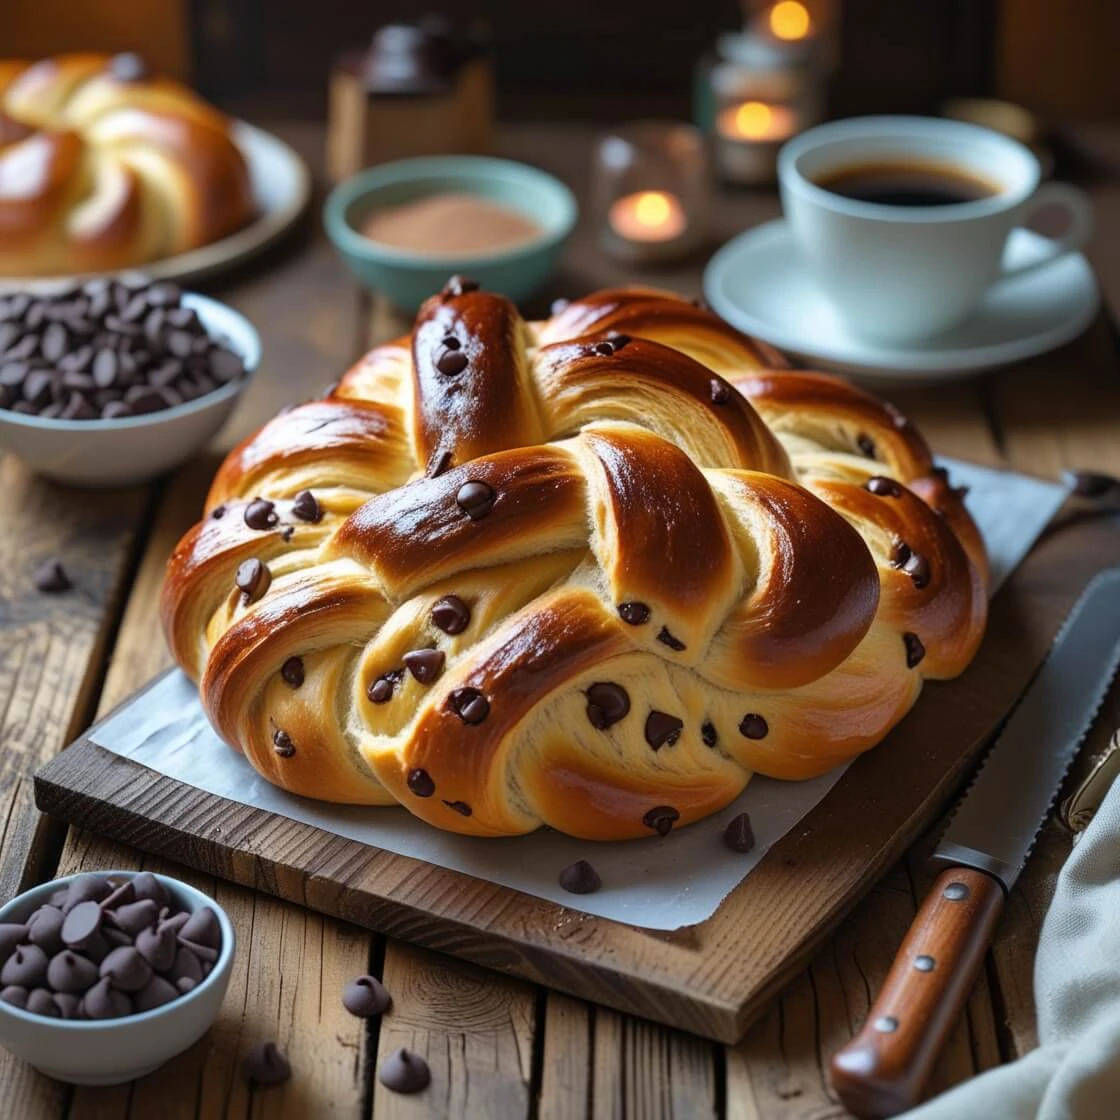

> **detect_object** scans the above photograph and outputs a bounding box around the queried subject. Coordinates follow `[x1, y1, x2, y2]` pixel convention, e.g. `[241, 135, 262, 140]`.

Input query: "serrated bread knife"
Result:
[831, 566, 1120, 1119]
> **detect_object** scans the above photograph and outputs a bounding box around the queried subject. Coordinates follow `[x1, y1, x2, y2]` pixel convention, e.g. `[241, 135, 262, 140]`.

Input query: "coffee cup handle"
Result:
[1000, 182, 1093, 282]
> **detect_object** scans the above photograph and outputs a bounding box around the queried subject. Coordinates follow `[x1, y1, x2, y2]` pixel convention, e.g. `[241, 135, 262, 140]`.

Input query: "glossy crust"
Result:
[161, 284, 989, 839]
[0, 54, 253, 276]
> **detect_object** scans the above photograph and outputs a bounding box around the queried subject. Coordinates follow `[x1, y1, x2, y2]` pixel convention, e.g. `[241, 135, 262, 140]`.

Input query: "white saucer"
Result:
[703, 219, 1100, 387]
[0, 121, 311, 290]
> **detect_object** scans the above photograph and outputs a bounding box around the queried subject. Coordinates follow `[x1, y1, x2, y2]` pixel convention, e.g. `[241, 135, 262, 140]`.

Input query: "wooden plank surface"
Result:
[2, 117, 1119, 1120]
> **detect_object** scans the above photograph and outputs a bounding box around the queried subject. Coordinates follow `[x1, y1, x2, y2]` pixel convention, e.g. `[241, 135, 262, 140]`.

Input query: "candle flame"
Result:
[735, 101, 773, 139]
[769, 1, 810, 41]
[633, 191, 672, 228]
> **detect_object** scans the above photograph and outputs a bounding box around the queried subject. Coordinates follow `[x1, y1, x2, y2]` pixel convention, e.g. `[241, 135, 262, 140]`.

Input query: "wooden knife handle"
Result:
[830, 866, 1005, 1118]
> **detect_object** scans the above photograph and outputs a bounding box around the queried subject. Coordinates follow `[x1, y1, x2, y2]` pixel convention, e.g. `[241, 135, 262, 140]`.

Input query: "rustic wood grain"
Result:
[370, 943, 536, 1118]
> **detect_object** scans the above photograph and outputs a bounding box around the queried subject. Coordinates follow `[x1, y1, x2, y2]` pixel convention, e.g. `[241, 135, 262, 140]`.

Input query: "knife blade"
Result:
[831, 566, 1120, 1119]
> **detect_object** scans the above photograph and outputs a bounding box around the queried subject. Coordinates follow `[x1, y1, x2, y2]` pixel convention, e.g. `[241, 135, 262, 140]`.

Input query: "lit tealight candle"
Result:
[716, 100, 797, 143]
[768, 0, 812, 43]
[607, 190, 688, 243]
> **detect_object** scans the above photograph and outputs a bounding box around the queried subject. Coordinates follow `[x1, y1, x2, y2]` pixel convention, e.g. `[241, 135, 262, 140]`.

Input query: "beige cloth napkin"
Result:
[905, 769, 1120, 1119]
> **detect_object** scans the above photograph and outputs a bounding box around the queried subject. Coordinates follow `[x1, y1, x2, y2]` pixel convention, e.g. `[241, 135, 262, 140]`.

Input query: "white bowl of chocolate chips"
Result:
[0, 280, 259, 486]
[0, 870, 235, 1085]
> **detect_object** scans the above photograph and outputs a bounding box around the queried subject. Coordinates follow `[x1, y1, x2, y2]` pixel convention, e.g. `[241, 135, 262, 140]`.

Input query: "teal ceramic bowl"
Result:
[324, 156, 578, 312]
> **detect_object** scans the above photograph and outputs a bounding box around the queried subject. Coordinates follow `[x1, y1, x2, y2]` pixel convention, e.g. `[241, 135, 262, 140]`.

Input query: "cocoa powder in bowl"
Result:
[359, 193, 543, 255]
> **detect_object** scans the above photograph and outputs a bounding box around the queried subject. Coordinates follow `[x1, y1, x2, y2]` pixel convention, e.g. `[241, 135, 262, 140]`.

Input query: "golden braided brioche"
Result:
[161, 283, 988, 840]
[0, 53, 253, 276]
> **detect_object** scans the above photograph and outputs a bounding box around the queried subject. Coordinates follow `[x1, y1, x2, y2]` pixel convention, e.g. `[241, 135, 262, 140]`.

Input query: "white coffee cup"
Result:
[778, 116, 1093, 343]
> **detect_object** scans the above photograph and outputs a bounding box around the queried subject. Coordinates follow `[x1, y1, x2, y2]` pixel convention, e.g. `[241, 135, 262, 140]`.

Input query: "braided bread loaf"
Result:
[0, 53, 253, 276]
[161, 282, 988, 840]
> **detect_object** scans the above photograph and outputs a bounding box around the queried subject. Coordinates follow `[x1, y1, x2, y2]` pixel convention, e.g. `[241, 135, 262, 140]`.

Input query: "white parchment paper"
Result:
[87, 460, 1066, 930]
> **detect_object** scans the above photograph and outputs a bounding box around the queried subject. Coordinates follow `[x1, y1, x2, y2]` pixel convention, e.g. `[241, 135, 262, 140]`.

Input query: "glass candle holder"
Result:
[592, 122, 709, 264]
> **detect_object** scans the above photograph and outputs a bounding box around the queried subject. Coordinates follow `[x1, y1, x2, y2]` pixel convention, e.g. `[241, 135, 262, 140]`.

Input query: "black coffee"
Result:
[813, 161, 1000, 207]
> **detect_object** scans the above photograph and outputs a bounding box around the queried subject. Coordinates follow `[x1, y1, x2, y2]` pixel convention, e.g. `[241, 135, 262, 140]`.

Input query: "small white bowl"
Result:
[0, 293, 260, 487]
[0, 870, 235, 1085]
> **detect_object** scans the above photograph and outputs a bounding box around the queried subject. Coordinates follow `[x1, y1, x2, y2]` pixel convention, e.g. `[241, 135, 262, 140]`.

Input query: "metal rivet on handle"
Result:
[914, 955, 936, 972]
[874, 1016, 899, 1033]
[943, 882, 970, 901]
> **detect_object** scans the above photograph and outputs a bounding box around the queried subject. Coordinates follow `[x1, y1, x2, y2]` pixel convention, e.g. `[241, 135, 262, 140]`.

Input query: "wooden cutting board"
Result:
[33, 510, 1120, 1044]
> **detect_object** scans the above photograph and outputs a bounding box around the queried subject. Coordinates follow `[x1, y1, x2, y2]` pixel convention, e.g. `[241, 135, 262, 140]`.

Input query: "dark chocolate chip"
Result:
[456, 480, 496, 520]
[701, 721, 718, 747]
[91, 348, 119, 387]
[723, 812, 756, 853]
[443, 275, 479, 297]
[61, 392, 98, 420]
[431, 595, 470, 634]
[146, 281, 180, 307]
[208, 349, 244, 383]
[170, 946, 203, 986]
[644, 711, 683, 750]
[99, 946, 152, 992]
[135, 975, 179, 1011]
[0, 986, 27, 1009]
[656, 626, 686, 651]
[866, 476, 903, 498]
[41, 322, 70, 363]
[903, 551, 931, 589]
[53, 992, 82, 1019]
[291, 489, 322, 523]
[124, 386, 164, 414]
[890, 540, 912, 568]
[99, 879, 135, 911]
[586, 682, 630, 730]
[235, 558, 271, 603]
[710, 378, 731, 405]
[101, 400, 133, 419]
[0, 922, 28, 959]
[244, 498, 278, 530]
[61, 901, 103, 948]
[558, 859, 602, 895]
[135, 924, 178, 971]
[343, 975, 392, 1018]
[46, 949, 99, 993]
[178, 938, 218, 964]
[32, 556, 72, 594]
[404, 648, 445, 684]
[281, 656, 305, 688]
[904, 632, 926, 668]
[642, 806, 680, 837]
[106, 899, 160, 936]
[273, 729, 296, 757]
[82, 976, 132, 1019]
[442, 799, 473, 816]
[0, 944, 48, 988]
[618, 601, 650, 626]
[857, 433, 877, 459]
[407, 769, 435, 797]
[26, 989, 60, 1018]
[243, 1041, 292, 1086]
[368, 671, 402, 704]
[130, 872, 170, 908]
[738, 713, 768, 740]
[379, 1047, 431, 1094]
[436, 350, 468, 376]
[448, 688, 489, 725]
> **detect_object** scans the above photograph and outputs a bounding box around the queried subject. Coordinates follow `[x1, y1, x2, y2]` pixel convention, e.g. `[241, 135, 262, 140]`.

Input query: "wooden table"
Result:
[2, 120, 1119, 1119]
